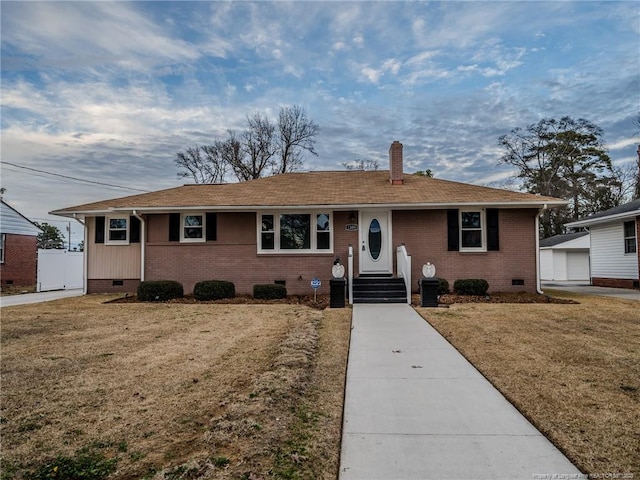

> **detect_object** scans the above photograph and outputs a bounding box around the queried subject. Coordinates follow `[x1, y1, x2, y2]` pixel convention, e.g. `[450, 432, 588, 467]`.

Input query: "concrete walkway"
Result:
[0, 289, 84, 307]
[339, 304, 583, 480]
[542, 281, 640, 301]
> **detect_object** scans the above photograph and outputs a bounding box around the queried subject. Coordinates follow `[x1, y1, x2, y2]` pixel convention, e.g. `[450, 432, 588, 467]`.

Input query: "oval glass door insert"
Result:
[368, 218, 382, 260]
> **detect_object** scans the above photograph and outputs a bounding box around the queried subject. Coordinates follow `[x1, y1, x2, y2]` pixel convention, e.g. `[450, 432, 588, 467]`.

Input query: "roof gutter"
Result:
[51, 199, 569, 217]
[536, 204, 547, 295]
[565, 209, 640, 228]
[132, 210, 145, 282]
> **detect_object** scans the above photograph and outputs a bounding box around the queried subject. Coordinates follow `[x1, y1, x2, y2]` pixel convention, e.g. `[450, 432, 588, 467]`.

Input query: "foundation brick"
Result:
[86, 209, 542, 295]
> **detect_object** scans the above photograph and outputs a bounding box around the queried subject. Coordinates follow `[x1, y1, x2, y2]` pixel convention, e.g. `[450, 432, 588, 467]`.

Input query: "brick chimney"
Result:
[389, 141, 404, 185]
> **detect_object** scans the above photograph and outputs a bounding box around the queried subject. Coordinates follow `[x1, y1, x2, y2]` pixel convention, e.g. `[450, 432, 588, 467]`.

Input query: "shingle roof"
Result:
[566, 199, 640, 227]
[51, 170, 566, 215]
[539, 231, 589, 248]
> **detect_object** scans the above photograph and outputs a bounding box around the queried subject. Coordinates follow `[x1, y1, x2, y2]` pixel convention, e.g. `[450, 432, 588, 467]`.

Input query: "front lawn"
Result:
[0, 296, 351, 479]
[417, 290, 640, 475]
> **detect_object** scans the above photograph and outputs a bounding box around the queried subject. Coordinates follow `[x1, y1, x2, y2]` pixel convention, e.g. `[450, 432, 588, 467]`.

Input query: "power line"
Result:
[1, 161, 150, 192]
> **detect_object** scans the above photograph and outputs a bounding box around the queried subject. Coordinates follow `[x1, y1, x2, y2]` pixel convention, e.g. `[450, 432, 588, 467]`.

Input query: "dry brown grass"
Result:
[417, 290, 640, 475]
[0, 295, 351, 479]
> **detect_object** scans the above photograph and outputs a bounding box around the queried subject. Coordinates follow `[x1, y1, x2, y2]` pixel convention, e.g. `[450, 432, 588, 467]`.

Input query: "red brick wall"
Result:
[144, 211, 357, 295]
[1, 234, 38, 287]
[86, 208, 540, 295]
[87, 279, 141, 294]
[393, 209, 539, 293]
[592, 277, 639, 289]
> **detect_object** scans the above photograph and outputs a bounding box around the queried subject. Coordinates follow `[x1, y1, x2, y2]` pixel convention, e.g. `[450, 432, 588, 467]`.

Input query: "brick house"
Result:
[1, 199, 42, 289]
[51, 141, 566, 300]
[566, 199, 640, 289]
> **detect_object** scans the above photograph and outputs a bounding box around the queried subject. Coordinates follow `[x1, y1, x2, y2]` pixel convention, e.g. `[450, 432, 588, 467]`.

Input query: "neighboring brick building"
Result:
[1, 199, 41, 289]
[52, 141, 567, 299]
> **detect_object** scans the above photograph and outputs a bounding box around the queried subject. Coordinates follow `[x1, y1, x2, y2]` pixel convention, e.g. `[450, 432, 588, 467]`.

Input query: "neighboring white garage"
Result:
[540, 232, 590, 281]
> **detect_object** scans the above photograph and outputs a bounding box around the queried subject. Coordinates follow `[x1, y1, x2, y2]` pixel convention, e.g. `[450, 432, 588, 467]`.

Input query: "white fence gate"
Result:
[37, 249, 83, 292]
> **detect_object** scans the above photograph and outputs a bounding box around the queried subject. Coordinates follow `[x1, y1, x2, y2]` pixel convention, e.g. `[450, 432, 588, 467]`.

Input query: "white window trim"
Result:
[105, 215, 129, 245]
[459, 209, 487, 252]
[180, 213, 206, 243]
[623, 221, 637, 255]
[0, 233, 5, 263]
[258, 211, 333, 254]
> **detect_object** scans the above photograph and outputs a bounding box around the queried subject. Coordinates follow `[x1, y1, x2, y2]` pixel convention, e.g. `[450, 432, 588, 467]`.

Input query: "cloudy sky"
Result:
[1, 1, 639, 244]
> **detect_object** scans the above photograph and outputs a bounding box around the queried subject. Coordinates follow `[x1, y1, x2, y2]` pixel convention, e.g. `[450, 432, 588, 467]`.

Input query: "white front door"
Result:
[359, 211, 393, 274]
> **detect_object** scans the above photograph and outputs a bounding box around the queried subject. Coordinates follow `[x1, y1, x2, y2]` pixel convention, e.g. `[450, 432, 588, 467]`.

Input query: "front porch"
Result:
[346, 244, 412, 304]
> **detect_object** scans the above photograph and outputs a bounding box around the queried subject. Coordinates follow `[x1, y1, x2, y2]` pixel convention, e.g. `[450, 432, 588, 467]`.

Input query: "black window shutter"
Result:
[206, 213, 217, 241]
[169, 213, 180, 242]
[95, 216, 105, 244]
[447, 209, 459, 251]
[487, 208, 499, 251]
[130, 216, 141, 243]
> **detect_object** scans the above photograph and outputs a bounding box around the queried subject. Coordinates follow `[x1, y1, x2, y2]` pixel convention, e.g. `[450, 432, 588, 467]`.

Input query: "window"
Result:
[258, 212, 332, 253]
[0, 233, 5, 263]
[460, 210, 486, 251]
[106, 216, 129, 244]
[448, 209, 498, 252]
[181, 214, 205, 242]
[261, 215, 275, 250]
[280, 214, 311, 249]
[316, 213, 331, 250]
[624, 221, 637, 254]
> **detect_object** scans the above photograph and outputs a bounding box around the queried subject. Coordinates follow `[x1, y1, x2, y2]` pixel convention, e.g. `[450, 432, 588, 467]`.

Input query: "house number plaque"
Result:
[344, 224, 358, 231]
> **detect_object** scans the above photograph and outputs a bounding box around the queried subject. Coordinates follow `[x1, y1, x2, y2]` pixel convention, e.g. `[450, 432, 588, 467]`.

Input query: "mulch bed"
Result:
[109, 291, 577, 309]
[109, 293, 332, 310]
[434, 292, 578, 305]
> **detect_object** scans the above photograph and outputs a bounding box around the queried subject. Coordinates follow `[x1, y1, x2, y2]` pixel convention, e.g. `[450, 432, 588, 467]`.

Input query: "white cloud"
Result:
[1, 2, 218, 71]
[360, 66, 383, 83]
[382, 59, 402, 75]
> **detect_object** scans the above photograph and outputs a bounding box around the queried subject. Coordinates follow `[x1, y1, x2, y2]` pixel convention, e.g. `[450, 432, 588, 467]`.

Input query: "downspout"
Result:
[132, 210, 145, 282]
[536, 205, 547, 295]
[73, 214, 87, 295]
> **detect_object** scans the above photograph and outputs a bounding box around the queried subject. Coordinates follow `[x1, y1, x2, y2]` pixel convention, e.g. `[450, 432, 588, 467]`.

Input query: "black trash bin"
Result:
[419, 277, 439, 307]
[329, 278, 346, 308]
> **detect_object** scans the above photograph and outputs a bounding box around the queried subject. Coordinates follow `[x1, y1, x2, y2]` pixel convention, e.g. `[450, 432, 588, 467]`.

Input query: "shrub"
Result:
[193, 280, 235, 301]
[453, 279, 489, 296]
[253, 283, 287, 300]
[137, 280, 183, 302]
[437, 278, 450, 295]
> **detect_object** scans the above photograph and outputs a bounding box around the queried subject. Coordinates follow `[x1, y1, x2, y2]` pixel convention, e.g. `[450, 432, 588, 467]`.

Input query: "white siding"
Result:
[540, 250, 554, 280]
[590, 222, 639, 279]
[0, 201, 41, 236]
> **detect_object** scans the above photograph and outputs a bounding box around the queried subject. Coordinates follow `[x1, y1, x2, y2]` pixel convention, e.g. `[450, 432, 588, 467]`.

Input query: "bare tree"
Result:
[176, 144, 228, 183]
[175, 105, 319, 182]
[342, 159, 380, 171]
[228, 113, 276, 181]
[276, 105, 320, 174]
[633, 115, 640, 199]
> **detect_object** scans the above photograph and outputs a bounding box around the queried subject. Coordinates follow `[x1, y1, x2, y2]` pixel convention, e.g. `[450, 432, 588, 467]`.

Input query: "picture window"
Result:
[258, 212, 332, 253]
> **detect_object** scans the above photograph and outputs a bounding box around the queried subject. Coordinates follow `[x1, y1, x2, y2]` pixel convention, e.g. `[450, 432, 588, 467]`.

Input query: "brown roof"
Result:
[51, 170, 566, 215]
